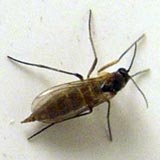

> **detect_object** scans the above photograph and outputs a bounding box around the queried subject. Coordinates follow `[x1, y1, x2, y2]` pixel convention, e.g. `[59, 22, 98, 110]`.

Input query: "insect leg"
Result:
[98, 34, 145, 73]
[27, 122, 55, 140]
[87, 9, 98, 78]
[106, 100, 112, 141]
[7, 56, 83, 80]
[27, 107, 93, 140]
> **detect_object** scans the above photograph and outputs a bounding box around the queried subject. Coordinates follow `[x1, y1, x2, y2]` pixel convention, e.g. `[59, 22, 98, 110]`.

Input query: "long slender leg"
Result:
[27, 107, 93, 140]
[106, 100, 112, 141]
[87, 9, 98, 78]
[98, 34, 145, 73]
[131, 68, 150, 78]
[27, 122, 55, 140]
[7, 56, 83, 80]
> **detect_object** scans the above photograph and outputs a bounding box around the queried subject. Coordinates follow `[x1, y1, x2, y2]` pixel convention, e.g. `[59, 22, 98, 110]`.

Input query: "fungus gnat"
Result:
[8, 10, 149, 141]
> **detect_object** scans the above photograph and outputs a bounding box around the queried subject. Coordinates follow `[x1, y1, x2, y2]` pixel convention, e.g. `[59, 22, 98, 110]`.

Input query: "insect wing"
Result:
[31, 81, 84, 112]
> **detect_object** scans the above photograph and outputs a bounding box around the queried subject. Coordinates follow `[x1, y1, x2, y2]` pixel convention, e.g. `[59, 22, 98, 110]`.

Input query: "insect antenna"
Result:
[130, 77, 149, 108]
[7, 56, 83, 80]
[98, 34, 145, 72]
[119, 34, 145, 65]
[129, 68, 150, 109]
[125, 36, 149, 109]
[127, 43, 137, 72]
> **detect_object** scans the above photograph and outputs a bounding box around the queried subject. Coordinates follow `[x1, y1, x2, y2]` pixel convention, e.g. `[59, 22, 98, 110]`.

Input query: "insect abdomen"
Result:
[79, 82, 102, 106]
[22, 82, 101, 123]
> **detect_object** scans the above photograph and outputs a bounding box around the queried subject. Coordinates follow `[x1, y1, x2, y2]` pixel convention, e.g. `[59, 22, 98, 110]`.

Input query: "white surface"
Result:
[1, 1, 160, 160]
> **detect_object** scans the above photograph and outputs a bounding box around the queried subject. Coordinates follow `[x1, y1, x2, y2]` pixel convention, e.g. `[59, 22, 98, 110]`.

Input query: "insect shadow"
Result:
[8, 9, 149, 141]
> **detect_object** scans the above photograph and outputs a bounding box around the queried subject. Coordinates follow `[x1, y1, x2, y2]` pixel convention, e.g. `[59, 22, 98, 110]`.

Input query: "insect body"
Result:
[23, 73, 116, 124]
[8, 10, 148, 141]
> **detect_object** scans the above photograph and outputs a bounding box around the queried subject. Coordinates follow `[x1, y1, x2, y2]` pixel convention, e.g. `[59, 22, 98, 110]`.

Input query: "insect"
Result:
[8, 10, 149, 141]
